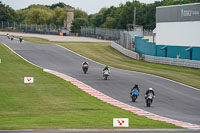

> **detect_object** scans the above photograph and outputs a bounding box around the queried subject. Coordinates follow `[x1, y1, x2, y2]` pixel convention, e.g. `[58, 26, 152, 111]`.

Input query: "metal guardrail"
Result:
[144, 55, 200, 68]
[111, 42, 139, 60]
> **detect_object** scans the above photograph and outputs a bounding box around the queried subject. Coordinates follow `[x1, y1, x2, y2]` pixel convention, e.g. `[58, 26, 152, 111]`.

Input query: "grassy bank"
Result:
[21, 37, 200, 89]
[0, 42, 180, 129]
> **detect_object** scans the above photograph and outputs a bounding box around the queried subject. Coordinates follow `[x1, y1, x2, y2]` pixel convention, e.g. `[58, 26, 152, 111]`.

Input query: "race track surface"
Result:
[0, 36, 200, 125]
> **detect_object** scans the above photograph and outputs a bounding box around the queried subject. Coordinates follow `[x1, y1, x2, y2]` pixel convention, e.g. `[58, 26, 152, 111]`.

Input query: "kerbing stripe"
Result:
[44, 69, 200, 130]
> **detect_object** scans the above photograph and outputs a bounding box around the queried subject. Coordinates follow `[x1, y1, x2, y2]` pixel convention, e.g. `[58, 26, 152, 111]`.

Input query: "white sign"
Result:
[24, 77, 34, 83]
[0, 58, 1, 64]
[113, 118, 129, 127]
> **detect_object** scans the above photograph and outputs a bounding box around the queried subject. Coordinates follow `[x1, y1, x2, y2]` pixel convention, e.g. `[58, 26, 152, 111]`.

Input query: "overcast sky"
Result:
[2, 0, 160, 14]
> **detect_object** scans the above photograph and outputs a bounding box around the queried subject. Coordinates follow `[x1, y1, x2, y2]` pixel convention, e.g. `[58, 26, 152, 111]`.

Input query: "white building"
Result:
[156, 3, 200, 47]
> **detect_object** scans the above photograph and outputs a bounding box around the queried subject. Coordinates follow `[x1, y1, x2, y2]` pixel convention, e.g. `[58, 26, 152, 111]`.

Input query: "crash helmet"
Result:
[149, 88, 153, 91]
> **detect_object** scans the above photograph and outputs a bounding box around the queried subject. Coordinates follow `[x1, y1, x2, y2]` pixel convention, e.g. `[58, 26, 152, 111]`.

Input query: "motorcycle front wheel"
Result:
[146, 99, 152, 107]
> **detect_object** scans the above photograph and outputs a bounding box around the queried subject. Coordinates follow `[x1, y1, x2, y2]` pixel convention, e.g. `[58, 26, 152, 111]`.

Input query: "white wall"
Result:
[156, 21, 200, 46]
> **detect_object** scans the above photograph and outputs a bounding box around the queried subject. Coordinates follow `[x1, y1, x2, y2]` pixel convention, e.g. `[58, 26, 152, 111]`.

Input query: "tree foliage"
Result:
[89, 0, 200, 30]
[53, 7, 66, 25]
[71, 18, 89, 33]
[1, 0, 200, 30]
[48, 2, 70, 10]
[74, 9, 88, 19]
[25, 6, 54, 24]
[0, 2, 16, 22]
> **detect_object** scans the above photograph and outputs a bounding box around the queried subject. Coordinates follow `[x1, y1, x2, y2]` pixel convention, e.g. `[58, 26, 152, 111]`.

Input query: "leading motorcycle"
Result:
[82, 64, 89, 74]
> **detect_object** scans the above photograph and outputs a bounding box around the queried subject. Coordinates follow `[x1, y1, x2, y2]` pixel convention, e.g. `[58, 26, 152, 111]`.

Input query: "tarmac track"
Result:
[0, 36, 200, 132]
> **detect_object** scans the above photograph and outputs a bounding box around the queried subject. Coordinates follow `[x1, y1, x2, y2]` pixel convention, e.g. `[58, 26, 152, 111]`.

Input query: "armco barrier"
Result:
[144, 55, 200, 68]
[111, 42, 200, 69]
[111, 41, 139, 60]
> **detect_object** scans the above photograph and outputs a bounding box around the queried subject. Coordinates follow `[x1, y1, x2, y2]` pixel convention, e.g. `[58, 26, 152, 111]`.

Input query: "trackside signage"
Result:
[24, 77, 34, 83]
[156, 3, 200, 22]
[113, 118, 129, 127]
[0, 58, 1, 64]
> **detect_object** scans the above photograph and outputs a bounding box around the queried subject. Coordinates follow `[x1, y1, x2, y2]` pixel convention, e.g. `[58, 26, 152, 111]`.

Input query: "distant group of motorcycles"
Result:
[82, 61, 155, 107]
[6, 33, 23, 43]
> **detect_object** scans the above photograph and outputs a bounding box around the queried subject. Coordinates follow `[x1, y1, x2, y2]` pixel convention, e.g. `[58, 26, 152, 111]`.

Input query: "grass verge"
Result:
[22, 37, 200, 89]
[0, 42, 181, 129]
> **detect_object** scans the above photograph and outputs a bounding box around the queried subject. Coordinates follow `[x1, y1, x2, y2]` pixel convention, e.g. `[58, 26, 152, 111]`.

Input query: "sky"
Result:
[1, 0, 160, 14]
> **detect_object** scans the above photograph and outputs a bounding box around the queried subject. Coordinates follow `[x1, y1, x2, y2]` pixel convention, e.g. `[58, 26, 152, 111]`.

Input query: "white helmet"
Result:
[149, 88, 153, 90]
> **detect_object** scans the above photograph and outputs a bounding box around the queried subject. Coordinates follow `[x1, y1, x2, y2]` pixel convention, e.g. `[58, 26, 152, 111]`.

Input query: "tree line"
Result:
[0, 0, 200, 33]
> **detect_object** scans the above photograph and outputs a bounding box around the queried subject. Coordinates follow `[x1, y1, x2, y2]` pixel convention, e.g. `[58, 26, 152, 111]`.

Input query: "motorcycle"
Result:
[146, 93, 154, 107]
[131, 89, 139, 102]
[7, 34, 10, 39]
[82, 64, 89, 74]
[19, 38, 23, 43]
[103, 70, 110, 80]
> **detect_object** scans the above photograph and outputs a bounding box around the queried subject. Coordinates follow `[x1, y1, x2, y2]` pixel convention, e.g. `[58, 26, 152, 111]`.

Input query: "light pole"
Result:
[133, 0, 136, 26]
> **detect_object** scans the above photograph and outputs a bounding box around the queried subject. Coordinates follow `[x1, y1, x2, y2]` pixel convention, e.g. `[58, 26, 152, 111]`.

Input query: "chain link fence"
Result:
[81, 27, 123, 43]
[81, 26, 154, 51]
[0, 21, 62, 35]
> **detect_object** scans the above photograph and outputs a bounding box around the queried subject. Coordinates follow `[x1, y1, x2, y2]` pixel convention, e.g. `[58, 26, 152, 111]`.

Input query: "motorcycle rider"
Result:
[6, 33, 10, 39]
[145, 88, 155, 99]
[19, 36, 23, 43]
[130, 84, 140, 95]
[103, 65, 110, 72]
[82, 61, 89, 67]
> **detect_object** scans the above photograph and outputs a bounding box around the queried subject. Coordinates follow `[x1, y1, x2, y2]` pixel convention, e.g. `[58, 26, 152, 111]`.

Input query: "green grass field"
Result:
[21, 37, 200, 89]
[0, 42, 181, 129]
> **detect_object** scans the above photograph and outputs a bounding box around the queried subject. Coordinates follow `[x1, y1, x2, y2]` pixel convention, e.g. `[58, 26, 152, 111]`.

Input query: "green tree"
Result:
[0, 2, 16, 22]
[101, 17, 117, 28]
[25, 7, 54, 24]
[53, 7, 66, 25]
[16, 9, 27, 23]
[71, 18, 89, 33]
[49, 2, 71, 10]
[74, 9, 88, 19]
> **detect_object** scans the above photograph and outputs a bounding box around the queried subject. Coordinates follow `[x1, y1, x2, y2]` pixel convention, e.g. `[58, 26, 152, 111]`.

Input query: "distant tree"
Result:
[25, 7, 54, 24]
[49, 2, 71, 10]
[0, 2, 16, 22]
[74, 9, 88, 19]
[16, 9, 27, 23]
[101, 17, 117, 28]
[71, 18, 89, 33]
[53, 7, 66, 25]
[88, 0, 200, 30]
